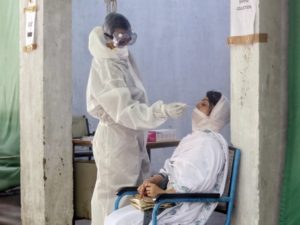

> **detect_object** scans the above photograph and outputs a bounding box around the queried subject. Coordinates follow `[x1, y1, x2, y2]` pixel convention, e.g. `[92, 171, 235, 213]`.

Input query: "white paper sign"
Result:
[231, 0, 257, 36]
[25, 10, 36, 46]
[24, 0, 37, 50]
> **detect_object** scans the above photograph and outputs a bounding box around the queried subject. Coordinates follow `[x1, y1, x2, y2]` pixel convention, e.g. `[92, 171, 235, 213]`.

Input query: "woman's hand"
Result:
[137, 175, 166, 197]
[137, 182, 148, 197]
[137, 179, 153, 197]
[145, 183, 165, 198]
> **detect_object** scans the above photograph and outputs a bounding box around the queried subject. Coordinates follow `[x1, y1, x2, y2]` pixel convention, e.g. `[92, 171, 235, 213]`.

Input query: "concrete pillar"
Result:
[230, 0, 288, 225]
[20, 1, 72, 225]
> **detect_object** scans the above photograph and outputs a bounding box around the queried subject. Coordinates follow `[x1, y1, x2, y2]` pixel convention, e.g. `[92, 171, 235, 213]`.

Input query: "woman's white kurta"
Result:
[105, 130, 229, 225]
[87, 27, 168, 225]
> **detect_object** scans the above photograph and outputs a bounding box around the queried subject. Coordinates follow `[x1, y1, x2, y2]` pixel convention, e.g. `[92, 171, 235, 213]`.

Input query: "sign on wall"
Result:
[228, 0, 267, 44]
[24, 0, 37, 52]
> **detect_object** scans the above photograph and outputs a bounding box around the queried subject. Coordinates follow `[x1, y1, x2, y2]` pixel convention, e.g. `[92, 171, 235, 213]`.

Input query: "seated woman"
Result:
[104, 90, 230, 225]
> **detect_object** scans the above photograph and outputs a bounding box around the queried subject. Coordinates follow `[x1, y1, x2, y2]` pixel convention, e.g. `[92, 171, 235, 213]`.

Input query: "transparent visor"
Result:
[105, 31, 137, 47]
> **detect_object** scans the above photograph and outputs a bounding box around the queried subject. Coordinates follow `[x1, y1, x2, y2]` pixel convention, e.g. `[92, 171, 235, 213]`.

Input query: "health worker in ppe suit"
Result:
[86, 12, 187, 225]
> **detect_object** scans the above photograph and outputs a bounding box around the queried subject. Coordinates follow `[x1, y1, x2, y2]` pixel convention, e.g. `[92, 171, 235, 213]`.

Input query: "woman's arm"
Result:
[145, 183, 176, 198]
[138, 173, 176, 197]
[145, 174, 164, 185]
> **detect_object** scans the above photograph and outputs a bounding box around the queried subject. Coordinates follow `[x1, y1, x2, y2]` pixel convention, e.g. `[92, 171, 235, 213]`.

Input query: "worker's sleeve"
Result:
[91, 59, 168, 130]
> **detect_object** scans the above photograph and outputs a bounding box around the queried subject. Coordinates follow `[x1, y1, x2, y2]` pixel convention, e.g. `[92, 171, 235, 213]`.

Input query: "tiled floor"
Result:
[75, 212, 225, 225]
[0, 194, 225, 225]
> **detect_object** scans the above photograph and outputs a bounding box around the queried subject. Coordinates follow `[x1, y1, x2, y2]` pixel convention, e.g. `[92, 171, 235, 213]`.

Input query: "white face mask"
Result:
[192, 107, 209, 132]
[114, 45, 129, 58]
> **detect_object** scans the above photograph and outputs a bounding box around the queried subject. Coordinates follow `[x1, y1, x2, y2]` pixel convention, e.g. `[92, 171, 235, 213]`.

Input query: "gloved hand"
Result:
[162, 102, 187, 119]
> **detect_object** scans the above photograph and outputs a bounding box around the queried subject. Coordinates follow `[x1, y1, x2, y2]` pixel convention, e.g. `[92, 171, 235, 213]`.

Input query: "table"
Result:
[72, 138, 180, 159]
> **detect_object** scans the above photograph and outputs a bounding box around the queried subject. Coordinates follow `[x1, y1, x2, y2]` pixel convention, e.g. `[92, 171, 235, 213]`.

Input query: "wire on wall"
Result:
[104, 0, 117, 14]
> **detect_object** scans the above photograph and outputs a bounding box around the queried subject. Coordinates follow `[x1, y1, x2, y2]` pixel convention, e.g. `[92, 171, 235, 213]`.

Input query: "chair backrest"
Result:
[215, 146, 241, 214]
[72, 115, 90, 138]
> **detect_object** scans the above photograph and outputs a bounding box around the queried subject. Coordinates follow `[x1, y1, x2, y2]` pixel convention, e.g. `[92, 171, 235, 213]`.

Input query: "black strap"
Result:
[143, 208, 165, 225]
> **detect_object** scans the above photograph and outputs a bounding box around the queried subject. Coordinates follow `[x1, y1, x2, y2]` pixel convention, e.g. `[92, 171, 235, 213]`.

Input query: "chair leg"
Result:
[224, 215, 231, 225]
[114, 195, 122, 210]
[152, 204, 161, 225]
[224, 201, 234, 225]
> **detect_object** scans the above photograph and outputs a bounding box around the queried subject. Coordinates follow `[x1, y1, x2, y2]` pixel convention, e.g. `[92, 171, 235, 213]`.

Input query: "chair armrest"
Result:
[116, 186, 138, 196]
[155, 193, 220, 203]
[114, 186, 138, 210]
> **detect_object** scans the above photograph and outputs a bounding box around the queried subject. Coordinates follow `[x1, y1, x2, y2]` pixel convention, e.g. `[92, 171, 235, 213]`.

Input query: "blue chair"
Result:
[114, 146, 241, 225]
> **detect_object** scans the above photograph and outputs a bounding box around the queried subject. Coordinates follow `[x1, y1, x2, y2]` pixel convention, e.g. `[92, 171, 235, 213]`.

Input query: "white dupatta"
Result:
[153, 95, 230, 225]
[155, 130, 229, 225]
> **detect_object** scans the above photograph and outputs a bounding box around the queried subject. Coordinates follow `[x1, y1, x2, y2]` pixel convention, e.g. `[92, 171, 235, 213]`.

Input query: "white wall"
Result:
[72, 0, 230, 170]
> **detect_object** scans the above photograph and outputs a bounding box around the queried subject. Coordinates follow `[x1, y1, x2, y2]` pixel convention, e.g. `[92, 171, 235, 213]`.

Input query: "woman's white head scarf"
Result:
[155, 96, 230, 225]
[192, 95, 230, 133]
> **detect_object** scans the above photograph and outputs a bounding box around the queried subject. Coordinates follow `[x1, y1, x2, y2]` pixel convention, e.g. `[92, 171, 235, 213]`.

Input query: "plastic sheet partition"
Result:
[0, 0, 20, 191]
[280, 0, 300, 224]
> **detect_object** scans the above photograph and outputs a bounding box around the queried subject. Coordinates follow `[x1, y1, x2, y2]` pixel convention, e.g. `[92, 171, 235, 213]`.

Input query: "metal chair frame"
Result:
[114, 147, 241, 225]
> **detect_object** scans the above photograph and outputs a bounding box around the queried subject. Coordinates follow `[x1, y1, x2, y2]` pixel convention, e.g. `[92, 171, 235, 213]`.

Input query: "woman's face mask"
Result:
[192, 97, 214, 132]
[192, 107, 209, 132]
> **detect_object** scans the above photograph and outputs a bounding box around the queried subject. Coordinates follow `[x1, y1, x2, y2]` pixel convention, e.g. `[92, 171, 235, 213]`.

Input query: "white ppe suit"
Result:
[86, 27, 172, 225]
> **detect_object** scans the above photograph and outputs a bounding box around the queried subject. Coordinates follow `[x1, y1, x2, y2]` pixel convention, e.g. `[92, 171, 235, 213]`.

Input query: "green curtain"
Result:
[280, 0, 300, 224]
[0, 0, 20, 191]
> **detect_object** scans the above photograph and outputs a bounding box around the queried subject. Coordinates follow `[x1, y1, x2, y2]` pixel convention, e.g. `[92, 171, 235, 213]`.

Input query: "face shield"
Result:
[105, 30, 137, 48]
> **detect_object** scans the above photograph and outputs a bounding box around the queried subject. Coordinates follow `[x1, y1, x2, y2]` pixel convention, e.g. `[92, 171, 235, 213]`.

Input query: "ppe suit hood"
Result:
[88, 26, 129, 60]
[192, 95, 230, 133]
